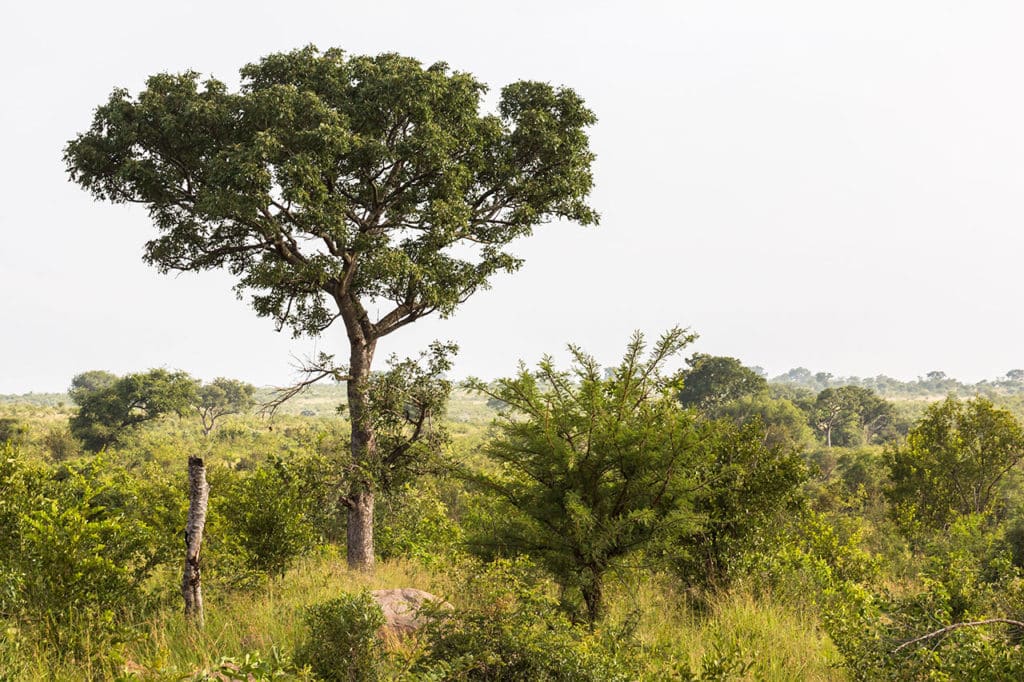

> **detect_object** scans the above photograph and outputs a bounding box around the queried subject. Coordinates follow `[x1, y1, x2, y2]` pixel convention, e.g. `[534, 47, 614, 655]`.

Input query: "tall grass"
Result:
[3, 555, 847, 680]
[605, 572, 846, 680]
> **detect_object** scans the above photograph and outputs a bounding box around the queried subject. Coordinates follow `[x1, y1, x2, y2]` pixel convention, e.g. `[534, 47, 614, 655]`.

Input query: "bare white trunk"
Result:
[182, 456, 209, 626]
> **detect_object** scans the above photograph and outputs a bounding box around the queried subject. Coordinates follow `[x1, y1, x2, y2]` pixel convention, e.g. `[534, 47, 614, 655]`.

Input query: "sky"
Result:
[3, 1, 1024, 393]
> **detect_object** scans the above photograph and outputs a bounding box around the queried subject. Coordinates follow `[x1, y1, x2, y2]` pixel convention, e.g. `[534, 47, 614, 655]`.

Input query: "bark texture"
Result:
[345, 340, 377, 571]
[581, 567, 605, 625]
[346, 489, 375, 571]
[182, 456, 209, 625]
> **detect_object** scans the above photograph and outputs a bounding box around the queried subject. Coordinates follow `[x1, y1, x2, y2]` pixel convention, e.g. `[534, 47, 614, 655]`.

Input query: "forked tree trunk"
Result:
[182, 456, 209, 625]
[345, 340, 377, 571]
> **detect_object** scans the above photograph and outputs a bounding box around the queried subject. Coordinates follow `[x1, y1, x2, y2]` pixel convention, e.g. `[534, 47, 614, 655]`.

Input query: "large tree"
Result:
[810, 385, 899, 448]
[65, 46, 598, 569]
[468, 330, 803, 621]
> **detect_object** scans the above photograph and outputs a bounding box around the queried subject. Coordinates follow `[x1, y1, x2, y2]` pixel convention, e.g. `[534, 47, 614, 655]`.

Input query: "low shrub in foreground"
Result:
[295, 591, 387, 682]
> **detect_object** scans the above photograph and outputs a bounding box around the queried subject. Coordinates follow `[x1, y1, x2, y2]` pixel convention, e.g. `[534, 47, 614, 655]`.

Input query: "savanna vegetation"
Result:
[6, 352, 1024, 679]
[4, 44, 1024, 681]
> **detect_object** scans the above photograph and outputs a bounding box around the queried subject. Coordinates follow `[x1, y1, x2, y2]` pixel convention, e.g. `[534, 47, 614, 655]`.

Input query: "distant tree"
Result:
[195, 378, 256, 436]
[811, 388, 855, 448]
[768, 383, 817, 411]
[809, 385, 897, 447]
[886, 396, 1024, 528]
[65, 46, 598, 570]
[1006, 369, 1024, 383]
[467, 329, 702, 623]
[69, 369, 196, 451]
[677, 354, 767, 414]
[774, 367, 821, 389]
[782, 367, 813, 382]
[843, 386, 899, 444]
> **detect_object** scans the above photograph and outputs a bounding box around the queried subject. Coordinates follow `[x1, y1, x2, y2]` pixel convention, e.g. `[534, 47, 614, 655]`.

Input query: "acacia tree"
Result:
[467, 329, 705, 623]
[195, 377, 256, 436]
[810, 387, 860, 448]
[810, 386, 898, 448]
[842, 386, 899, 445]
[65, 46, 597, 570]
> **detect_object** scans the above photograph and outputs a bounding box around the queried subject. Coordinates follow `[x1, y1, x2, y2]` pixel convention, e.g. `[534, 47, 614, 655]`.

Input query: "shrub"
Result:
[0, 453, 176, 657]
[41, 425, 79, 461]
[294, 591, 386, 682]
[376, 481, 462, 566]
[0, 419, 28, 447]
[822, 514, 1024, 680]
[416, 559, 638, 681]
[221, 458, 318, 576]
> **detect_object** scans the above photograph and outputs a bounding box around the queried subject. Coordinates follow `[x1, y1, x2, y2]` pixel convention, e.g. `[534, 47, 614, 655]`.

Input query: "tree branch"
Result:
[893, 619, 1024, 653]
[260, 354, 352, 418]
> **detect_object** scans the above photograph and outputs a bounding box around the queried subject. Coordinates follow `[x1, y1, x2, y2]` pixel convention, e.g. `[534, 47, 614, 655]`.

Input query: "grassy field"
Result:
[8, 554, 845, 681]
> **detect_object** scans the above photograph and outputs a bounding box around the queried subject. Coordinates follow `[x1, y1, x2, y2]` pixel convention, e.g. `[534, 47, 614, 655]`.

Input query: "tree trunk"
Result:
[346, 340, 377, 571]
[346, 489, 375, 571]
[581, 567, 604, 625]
[182, 456, 209, 626]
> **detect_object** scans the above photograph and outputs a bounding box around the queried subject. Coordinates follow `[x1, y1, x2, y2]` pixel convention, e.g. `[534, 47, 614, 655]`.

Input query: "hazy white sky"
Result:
[3, 0, 1024, 393]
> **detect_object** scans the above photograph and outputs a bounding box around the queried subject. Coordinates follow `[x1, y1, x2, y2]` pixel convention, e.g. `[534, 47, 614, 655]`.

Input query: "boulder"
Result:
[370, 588, 448, 637]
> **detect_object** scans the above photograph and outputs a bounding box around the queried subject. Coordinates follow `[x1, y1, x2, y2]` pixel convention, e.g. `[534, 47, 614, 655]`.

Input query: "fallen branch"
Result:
[893, 618, 1024, 653]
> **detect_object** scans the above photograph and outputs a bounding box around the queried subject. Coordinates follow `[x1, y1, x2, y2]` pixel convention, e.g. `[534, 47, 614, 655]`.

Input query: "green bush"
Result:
[376, 481, 462, 566]
[41, 425, 79, 461]
[416, 559, 637, 681]
[294, 591, 386, 682]
[221, 458, 318, 577]
[0, 419, 28, 447]
[822, 514, 1024, 680]
[0, 451, 178, 660]
[0, 444, 23, 570]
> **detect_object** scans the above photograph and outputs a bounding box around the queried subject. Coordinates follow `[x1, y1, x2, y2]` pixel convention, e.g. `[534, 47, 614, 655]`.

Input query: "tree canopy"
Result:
[195, 378, 256, 436]
[886, 396, 1024, 529]
[65, 46, 597, 341]
[677, 354, 767, 415]
[69, 369, 196, 451]
[811, 386, 899, 448]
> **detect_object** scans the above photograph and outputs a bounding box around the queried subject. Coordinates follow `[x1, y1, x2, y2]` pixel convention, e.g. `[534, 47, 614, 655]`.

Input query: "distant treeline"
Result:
[769, 367, 1024, 398]
[7, 366, 1024, 407]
